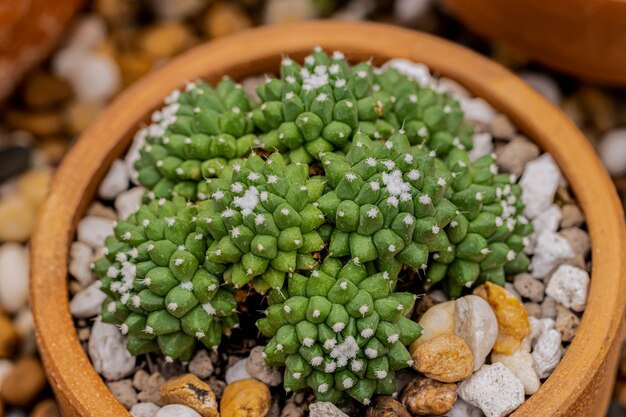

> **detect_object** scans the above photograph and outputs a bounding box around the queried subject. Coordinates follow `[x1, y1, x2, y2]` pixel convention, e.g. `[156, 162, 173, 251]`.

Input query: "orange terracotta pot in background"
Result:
[30, 22, 626, 416]
[0, 0, 82, 101]
[443, 0, 626, 85]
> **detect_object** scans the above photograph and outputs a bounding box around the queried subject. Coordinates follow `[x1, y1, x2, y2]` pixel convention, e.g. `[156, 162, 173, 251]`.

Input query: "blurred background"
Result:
[0, 1, 624, 416]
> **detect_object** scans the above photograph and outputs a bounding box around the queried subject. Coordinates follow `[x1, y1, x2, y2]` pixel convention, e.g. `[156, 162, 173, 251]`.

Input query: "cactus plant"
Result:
[257, 258, 422, 404]
[92, 196, 238, 361]
[196, 152, 327, 293]
[133, 78, 259, 201]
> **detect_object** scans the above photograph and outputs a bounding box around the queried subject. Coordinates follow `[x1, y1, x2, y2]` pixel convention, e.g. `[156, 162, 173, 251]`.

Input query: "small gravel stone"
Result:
[188, 350, 214, 379]
[203, 2, 252, 38]
[133, 369, 150, 391]
[281, 402, 303, 417]
[115, 186, 145, 219]
[532, 204, 562, 237]
[458, 363, 525, 417]
[0, 357, 47, 407]
[383, 59, 434, 87]
[414, 300, 455, 348]
[65, 53, 122, 103]
[0, 313, 18, 359]
[13, 308, 36, 356]
[414, 290, 448, 319]
[559, 227, 590, 258]
[489, 114, 516, 138]
[446, 398, 484, 417]
[0, 243, 29, 313]
[531, 231, 574, 279]
[393, 0, 432, 23]
[138, 373, 165, 404]
[220, 379, 271, 417]
[519, 72, 562, 105]
[88, 318, 136, 380]
[545, 265, 589, 312]
[459, 97, 496, 125]
[0, 195, 35, 242]
[598, 128, 626, 176]
[541, 296, 557, 319]
[400, 375, 456, 416]
[77, 215, 115, 248]
[149, 0, 205, 20]
[495, 137, 541, 178]
[70, 283, 107, 318]
[555, 304, 580, 342]
[560, 204, 584, 228]
[69, 241, 95, 285]
[87, 201, 117, 220]
[532, 321, 562, 378]
[468, 132, 493, 162]
[225, 357, 251, 384]
[107, 379, 138, 409]
[160, 374, 218, 417]
[30, 399, 62, 417]
[437, 77, 470, 98]
[98, 159, 129, 199]
[309, 402, 349, 417]
[0, 360, 14, 391]
[155, 405, 201, 417]
[454, 295, 498, 371]
[519, 154, 563, 219]
[365, 396, 411, 417]
[491, 344, 540, 395]
[246, 346, 283, 386]
[206, 377, 225, 401]
[263, 0, 320, 24]
[513, 273, 545, 302]
[412, 334, 474, 383]
[524, 302, 541, 319]
[130, 402, 160, 417]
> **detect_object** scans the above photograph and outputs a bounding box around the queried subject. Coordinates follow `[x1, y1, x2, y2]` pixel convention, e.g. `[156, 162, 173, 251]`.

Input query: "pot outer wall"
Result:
[443, 0, 626, 85]
[29, 22, 626, 417]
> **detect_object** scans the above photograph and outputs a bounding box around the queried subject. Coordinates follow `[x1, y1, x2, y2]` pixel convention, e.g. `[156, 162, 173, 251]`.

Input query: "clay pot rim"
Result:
[30, 21, 626, 417]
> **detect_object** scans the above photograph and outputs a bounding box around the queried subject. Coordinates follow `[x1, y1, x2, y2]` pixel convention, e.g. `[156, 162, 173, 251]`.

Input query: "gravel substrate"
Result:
[67, 58, 592, 417]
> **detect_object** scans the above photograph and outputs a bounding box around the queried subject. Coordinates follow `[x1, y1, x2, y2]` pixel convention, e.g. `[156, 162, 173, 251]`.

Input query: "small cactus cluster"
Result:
[257, 258, 422, 404]
[93, 196, 238, 361]
[92, 48, 533, 404]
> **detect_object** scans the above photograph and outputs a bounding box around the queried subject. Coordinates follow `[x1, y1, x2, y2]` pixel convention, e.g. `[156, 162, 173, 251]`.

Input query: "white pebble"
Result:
[77, 216, 115, 248]
[455, 295, 498, 371]
[459, 97, 496, 125]
[530, 231, 574, 279]
[98, 159, 130, 200]
[115, 187, 146, 220]
[531, 323, 562, 379]
[69, 241, 96, 286]
[545, 265, 589, 312]
[155, 405, 201, 417]
[437, 77, 471, 99]
[131, 402, 161, 417]
[415, 300, 456, 347]
[519, 72, 562, 105]
[309, 402, 349, 417]
[263, 0, 320, 24]
[66, 16, 108, 50]
[491, 344, 541, 395]
[458, 363, 525, 417]
[225, 357, 251, 384]
[88, 318, 136, 380]
[393, 0, 432, 23]
[468, 132, 494, 163]
[66, 53, 122, 103]
[519, 154, 563, 219]
[382, 59, 435, 87]
[0, 243, 29, 313]
[70, 283, 107, 318]
[532, 204, 562, 235]
[599, 129, 626, 176]
[446, 398, 485, 417]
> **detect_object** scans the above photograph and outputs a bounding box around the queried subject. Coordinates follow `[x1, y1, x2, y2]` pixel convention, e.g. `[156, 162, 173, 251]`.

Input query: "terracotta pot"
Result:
[443, 0, 626, 85]
[30, 21, 626, 416]
[0, 0, 82, 101]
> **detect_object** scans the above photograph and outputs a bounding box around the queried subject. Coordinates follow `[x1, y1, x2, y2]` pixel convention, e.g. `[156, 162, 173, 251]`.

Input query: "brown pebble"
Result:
[559, 227, 590, 258]
[31, 399, 62, 417]
[207, 377, 226, 401]
[220, 379, 271, 417]
[0, 313, 18, 358]
[5, 110, 64, 137]
[524, 302, 541, 319]
[37, 138, 70, 165]
[365, 396, 411, 417]
[412, 334, 474, 383]
[0, 357, 47, 406]
[203, 2, 252, 39]
[17, 168, 52, 208]
[107, 379, 138, 409]
[281, 402, 303, 417]
[65, 102, 103, 135]
[495, 137, 540, 177]
[489, 114, 515, 139]
[400, 375, 457, 416]
[160, 374, 218, 417]
[137, 372, 165, 404]
[116, 52, 154, 87]
[0, 195, 36, 241]
[560, 204, 584, 228]
[139, 23, 194, 58]
[133, 369, 150, 391]
[555, 304, 580, 342]
[22, 72, 72, 109]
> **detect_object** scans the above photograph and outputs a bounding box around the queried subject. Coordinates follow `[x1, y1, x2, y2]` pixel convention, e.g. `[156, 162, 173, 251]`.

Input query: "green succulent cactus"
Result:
[253, 48, 473, 164]
[195, 152, 327, 294]
[92, 196, 238, 361]
[133, 78, 259, 201]
[257, 258, 422, 404]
